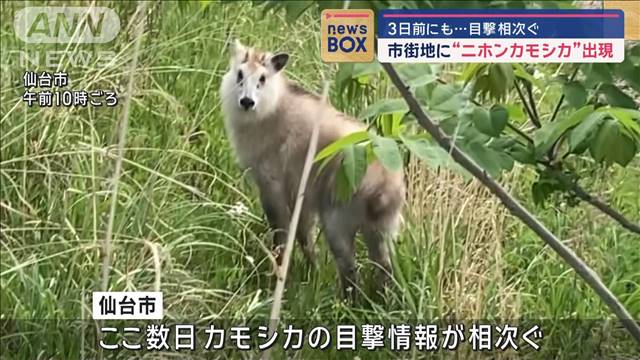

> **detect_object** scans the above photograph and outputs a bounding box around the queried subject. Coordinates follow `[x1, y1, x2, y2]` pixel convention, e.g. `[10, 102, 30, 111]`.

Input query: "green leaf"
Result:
[359, 98, 408, 119]
[607, 108, 640, 140]
[590, 119, 637, 166]
[488, 63, 514, 100]
[397, 64, 437, 88]
[583, 63, 614, 86]
[400, 134, 469, 177]
[379, 113, 404, 137]
[454, 107, 493, 145]
[562, 81, 588, 108]
[342, 144, 367, 193]
[400, 135, 441, 163]
[471, 106, 501, 137]
[335, 163, 352, 203]
[504, 104, 527, 123]
[472, 74, 490, 99]
[335, 63, 355, 89]
[460, 63, 486, 83]
[371, 135, 403, 172]
[391, 112, 404, 136]
[513, 64, 542, 89]
[531, 171, 565, 207]
[462, 141, 514, 177]
[568, 108, 606, 152]
[351, 61, 382, 78]
[508, 142, 536, 164]
[615, 58, 640, 92]
[600, 84, 637, 109]
[622, 109, 640, 121]
[429, 84, 465, 113]
[531, 181, 549, 207]
[533, 105, 592, 158]
[315, 131, 369, 162]
[408, 73, 437, 88]
[489, 105, 509, 136]
[335, 61, 381, 90]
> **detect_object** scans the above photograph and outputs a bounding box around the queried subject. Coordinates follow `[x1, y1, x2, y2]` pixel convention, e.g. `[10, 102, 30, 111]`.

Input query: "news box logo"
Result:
[321, 9, 374, 62]
[14, 6, 120, 43]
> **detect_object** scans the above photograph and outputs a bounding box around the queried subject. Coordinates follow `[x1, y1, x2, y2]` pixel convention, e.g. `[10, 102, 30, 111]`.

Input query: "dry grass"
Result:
[406, 157, 522, 323]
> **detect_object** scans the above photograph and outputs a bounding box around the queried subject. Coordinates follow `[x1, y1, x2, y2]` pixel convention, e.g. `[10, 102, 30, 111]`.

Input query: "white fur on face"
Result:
[219, 49, 284, 120]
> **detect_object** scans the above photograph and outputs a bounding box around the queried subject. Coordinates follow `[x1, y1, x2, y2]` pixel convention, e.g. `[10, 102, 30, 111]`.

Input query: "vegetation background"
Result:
[1, 0, 638, 359]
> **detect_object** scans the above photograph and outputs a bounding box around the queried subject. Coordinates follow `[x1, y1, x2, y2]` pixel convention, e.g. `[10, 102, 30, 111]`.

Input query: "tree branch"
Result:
[515, 80, 541, 128]
[544, 167, 640, 235]
[546, 66, 638, 234]
[381, 62, 640, 344]
[549, 66, 580, 124]
[462, 66, 636, 236]
[506, 122, 534, 145]
[547, 66, 579, 163]
[570, 182, 640, 234]
[524, 79, 539, 122]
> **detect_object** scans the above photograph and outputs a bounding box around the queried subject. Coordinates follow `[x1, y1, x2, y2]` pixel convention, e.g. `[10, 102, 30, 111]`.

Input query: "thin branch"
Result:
[101, 1, 148, 292]
[515, 80, 541, 128]
[524, 83, 540, 120]
[571, 182, 640, 234]
[546, 166, 640, 236]
[506, 122, 534, 145]
[547, 66, 580, 163]
[524, 79, 539, 121]
[511, 65, 638, 235]
[261, 83, 330, 360]
[549, 65, 580, 124]
[381, 62, 640, 344]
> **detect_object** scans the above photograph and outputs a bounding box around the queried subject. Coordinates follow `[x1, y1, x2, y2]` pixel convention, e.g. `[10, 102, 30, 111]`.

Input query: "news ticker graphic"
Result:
[22, 71, 118, 107]
[3, 319, 635, 356]
[377, 9, 625, 63]
[89, 292, 546, 352]
[96, 323, 543, 351]
[321, 9, 374, 62]
[92, 291, 163, 320]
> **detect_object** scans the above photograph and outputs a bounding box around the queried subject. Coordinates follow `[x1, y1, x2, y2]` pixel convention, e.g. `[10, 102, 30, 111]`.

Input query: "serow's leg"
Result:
[257, 183, 291, 265]
[322, 209, 358, 302]
[363, 228, 393, 293]
[296, 205, 317, 268]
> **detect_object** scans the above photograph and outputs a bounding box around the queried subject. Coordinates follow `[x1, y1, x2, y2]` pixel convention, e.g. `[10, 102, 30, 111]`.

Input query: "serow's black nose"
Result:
[240, 97, 255, 110]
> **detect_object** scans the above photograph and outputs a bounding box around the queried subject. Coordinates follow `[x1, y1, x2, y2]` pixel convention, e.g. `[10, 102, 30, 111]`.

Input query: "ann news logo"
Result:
[321, 9, 374, 62]
[14, 6, 120, 43]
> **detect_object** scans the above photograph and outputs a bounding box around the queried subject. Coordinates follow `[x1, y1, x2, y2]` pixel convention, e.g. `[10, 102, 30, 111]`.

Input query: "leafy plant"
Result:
[256, 0, 640, 232]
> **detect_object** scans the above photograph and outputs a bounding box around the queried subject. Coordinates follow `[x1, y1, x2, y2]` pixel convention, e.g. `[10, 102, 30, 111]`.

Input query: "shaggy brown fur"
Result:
[219, 40, 405, 299]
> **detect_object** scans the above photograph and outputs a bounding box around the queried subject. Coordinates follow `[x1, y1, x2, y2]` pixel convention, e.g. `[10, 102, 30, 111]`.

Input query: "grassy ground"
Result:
[1, 1, 639, 359]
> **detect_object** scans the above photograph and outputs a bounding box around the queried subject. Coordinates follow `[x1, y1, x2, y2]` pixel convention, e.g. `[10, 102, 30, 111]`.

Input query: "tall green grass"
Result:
[1, 1, 638, 359]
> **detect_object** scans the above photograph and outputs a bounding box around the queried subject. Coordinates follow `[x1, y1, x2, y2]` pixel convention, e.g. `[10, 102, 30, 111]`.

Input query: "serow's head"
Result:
[223, 40, 289, 114]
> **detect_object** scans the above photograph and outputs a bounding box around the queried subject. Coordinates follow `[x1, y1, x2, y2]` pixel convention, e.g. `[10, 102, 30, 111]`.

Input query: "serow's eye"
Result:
[237, 70, 243, 83]
[258, 75, 266, 86]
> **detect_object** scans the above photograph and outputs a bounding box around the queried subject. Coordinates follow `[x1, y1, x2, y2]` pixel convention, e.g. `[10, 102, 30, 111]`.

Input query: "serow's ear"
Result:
[231, 39, 247, 63]
[270, 53, 289, 72]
